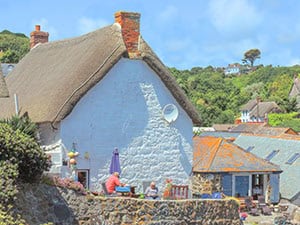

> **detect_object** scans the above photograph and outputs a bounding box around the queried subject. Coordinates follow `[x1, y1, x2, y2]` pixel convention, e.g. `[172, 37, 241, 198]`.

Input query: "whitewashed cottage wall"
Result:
[59, 58, 194, 191]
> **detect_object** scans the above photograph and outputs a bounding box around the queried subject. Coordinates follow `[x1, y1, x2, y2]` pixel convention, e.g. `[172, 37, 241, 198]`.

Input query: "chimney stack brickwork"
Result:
[115, 11, 141, 58]
[30, 25, 49, 49]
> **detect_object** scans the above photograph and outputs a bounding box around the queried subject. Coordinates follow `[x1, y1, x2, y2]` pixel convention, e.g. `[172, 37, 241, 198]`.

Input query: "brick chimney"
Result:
[114, 11, 141, 58]
[30, 25, 49, 49]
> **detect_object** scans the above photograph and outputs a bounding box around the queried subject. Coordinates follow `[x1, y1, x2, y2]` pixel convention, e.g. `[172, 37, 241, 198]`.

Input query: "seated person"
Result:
[105, 172, 125, 194]
[252, 185, 262, 200]
[145, 181, 159, 199]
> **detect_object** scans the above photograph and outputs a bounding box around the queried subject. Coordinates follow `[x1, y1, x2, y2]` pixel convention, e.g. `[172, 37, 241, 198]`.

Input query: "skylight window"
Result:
[265, 150, 279, 161]
[286, 153, 300, 165]
[246, 146, 254, 152]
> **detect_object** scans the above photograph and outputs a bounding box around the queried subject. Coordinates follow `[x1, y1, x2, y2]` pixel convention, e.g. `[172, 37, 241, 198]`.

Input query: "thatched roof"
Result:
[0, 69, 9, 97]
[240, 99, 257, 111]
[249, 101, 281, 117]
[0, 23, 201, 125]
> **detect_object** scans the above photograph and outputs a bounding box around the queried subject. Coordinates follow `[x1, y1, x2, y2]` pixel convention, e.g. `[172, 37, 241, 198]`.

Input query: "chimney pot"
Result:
[35, 25, 41, 31]
[114, 11, 141, 58]
[30, 25, 49, 49]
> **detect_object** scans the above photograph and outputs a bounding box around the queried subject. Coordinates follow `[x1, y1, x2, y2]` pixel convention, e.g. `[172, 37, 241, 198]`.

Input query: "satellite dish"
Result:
[162, 104, 179, 123]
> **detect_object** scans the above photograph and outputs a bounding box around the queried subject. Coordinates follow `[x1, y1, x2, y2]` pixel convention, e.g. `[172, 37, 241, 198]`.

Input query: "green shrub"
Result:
[0, 205, 26, 225]
[0, 123, 51, 183]
[0, 115, 38, 140]
[0, 161, 18, 205]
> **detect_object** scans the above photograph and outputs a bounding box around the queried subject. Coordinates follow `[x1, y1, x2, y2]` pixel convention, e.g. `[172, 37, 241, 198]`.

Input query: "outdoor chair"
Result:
[257, 195, 272, 215]
[257, 195, 267, 208]
[142, 181, 151, 193]
[244, 196, 259, 216]
[170, 185, 189, 199]
[101, 182, 118, 197]
[262, 206, 272, 215]
[101, 182, 110, 195]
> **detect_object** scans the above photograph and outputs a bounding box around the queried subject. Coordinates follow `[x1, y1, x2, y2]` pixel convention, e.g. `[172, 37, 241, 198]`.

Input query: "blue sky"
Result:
[1, 0, 300, 69]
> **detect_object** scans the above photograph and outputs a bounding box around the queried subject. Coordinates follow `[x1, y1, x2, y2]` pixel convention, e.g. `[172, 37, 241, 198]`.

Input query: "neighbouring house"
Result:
[1, 63, 16, 77]
[0, 12, 201, 192]
[289, 76, 300, 108]
[240, 99, 281, 123]
[224, 63, 241, 75]
[192, 136, 282, 203]
[234, 133, 300, 206]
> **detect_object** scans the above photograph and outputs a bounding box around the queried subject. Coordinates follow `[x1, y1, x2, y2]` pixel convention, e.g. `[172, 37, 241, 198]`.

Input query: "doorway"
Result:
[76, 169, 89, 189]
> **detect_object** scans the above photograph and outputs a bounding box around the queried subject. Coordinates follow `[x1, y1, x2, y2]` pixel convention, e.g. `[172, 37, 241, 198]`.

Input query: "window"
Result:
[286, 153, 300, 165]
[246, 146, 254, 152]
[265, 150, 279, 161]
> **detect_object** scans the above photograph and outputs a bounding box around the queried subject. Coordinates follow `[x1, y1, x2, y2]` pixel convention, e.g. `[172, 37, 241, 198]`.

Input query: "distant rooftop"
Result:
[1, 63, 16, 77]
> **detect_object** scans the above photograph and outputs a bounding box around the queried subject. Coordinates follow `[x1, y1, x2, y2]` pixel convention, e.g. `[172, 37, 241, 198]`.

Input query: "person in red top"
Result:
[106, 172, 124, 194]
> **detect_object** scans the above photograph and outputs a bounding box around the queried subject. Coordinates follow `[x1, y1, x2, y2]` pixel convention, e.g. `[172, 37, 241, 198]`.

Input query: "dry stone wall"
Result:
[14, 183, 240, 225]
[192, 173, 222, 196]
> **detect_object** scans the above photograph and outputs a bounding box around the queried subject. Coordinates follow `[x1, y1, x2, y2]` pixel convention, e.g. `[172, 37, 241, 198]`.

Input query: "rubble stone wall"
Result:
[14, 183, 240, 225]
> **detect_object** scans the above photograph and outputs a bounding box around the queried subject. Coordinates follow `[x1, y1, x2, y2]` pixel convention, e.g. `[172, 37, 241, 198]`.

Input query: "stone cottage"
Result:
[192, 136, 281, 203]
[0, 11, 201, 192]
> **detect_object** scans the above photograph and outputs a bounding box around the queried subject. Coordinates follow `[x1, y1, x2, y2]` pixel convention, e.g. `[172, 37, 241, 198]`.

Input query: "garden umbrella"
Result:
[109, 148, 121, 175]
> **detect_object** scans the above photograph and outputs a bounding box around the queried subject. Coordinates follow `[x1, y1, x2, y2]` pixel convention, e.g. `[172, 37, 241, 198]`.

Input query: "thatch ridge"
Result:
[0, 23, 201, 126]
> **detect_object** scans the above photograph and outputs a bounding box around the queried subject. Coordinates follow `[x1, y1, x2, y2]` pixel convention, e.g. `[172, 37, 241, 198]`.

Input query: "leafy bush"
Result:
[0, 161, 18, 205]
[0, 205, 26, 225]
[0, 123, 51, 183]
[0, 115, 38, 140]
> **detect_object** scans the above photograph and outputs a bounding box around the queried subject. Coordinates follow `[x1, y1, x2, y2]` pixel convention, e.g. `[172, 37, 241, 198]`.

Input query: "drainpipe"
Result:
[14, 93, 19, 116]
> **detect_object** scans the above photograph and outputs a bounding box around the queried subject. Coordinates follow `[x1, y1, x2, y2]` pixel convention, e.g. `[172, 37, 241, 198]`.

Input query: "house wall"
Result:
[192, 173, 222, 196]
[59, 58, 194, 191]
[14, 183, 241, 225]
[241, 110, 250, 122]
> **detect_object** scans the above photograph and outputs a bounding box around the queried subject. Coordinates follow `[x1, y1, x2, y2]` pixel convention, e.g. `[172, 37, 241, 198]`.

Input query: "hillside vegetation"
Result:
[0, 30, 30, 63]
[170, 65, 300, 128]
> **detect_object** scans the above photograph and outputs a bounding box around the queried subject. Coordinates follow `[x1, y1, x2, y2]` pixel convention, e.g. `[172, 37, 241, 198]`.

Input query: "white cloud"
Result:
[31, 18, 58, 41]
[208, 0, 262, 36]
[77, 17, 109, 35]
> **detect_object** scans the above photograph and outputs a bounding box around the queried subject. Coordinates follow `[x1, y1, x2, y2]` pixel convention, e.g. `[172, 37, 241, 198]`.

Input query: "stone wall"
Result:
[14, 183, 240, 225]
[192, 173, 222, 196]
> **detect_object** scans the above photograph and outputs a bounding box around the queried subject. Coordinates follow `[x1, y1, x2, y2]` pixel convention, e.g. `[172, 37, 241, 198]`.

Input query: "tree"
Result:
[242, 48, 261, 67]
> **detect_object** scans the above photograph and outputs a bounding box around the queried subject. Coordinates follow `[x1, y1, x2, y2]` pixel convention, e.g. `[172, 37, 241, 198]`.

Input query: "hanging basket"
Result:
[68, 152, 75, 158]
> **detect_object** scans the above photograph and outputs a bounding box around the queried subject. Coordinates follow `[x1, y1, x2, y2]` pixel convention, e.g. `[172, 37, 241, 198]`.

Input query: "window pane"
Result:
[265, 150, 279, 161]
[286, 153, 300, 165]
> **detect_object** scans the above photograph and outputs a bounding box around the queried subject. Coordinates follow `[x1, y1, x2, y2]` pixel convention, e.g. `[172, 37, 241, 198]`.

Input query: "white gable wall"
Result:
[60, 58, 194, 191]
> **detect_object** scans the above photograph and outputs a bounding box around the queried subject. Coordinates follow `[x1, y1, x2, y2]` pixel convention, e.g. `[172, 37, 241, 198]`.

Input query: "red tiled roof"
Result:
[193, 136, 281, 173]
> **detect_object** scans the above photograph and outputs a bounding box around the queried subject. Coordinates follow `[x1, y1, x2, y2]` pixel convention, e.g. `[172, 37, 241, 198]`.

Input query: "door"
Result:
[234, 175, 250, 197]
